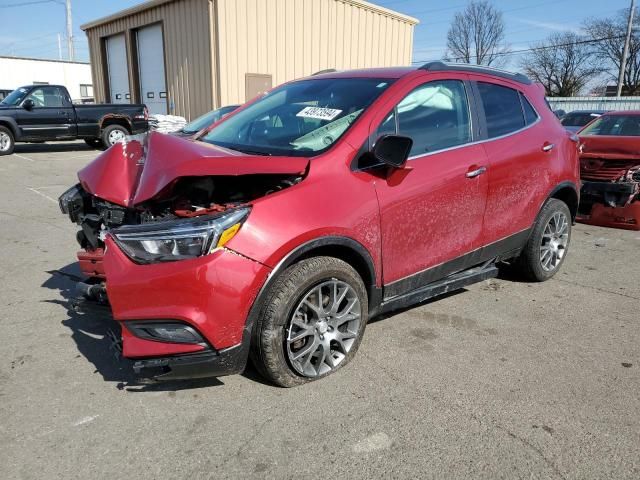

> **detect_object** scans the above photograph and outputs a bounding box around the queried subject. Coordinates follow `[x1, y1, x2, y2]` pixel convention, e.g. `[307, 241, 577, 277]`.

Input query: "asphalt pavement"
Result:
[1, 141, 638, 479]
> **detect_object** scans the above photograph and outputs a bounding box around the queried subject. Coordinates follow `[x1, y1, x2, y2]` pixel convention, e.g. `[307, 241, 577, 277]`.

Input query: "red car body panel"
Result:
[103, 236, 271, 353]
[577, 115, 640, 230]
[60, 65, 580, 377]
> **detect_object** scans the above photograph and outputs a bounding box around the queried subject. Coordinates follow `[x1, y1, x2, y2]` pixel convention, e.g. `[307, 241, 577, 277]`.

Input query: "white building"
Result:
[0, 56, 93, 102]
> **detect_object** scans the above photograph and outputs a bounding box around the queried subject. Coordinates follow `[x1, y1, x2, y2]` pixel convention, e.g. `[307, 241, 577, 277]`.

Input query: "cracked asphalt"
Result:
[1, 142, 639, 479]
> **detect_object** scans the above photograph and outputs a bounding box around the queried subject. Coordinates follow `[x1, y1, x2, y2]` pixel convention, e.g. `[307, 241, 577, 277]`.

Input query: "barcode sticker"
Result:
[296, 106, 343, 121]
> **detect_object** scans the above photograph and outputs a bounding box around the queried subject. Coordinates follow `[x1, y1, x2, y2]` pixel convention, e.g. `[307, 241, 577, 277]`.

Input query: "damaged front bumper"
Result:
[73, 237, 270, 381]
[132, 342, 249, 381]
[578, 180, 640, 231]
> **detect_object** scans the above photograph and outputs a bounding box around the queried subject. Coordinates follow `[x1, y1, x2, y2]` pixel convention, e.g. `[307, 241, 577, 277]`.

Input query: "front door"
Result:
[17, 86, 75, 140]
[369, 76, 489, 299]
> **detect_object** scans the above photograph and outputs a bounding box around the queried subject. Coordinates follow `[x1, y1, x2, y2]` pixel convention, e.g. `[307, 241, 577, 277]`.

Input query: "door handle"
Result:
[542, 143, 555, 152]
[466, 166, 487, 178]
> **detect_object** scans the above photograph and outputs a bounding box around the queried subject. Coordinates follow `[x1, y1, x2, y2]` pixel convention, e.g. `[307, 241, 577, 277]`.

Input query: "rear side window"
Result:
[477, 82, 525, 138]
[520, 93, 539, 125]
[375, 80, 472, 157]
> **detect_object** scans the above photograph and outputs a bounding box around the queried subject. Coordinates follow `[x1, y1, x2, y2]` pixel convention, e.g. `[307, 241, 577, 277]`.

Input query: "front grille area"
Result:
[581, 159, 639, 182]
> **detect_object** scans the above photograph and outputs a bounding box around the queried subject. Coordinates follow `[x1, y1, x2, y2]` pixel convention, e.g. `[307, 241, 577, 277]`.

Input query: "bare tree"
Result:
[446, 1, 509, 66]
[583, 8, 640, 95]
[520, 33, 604, 97]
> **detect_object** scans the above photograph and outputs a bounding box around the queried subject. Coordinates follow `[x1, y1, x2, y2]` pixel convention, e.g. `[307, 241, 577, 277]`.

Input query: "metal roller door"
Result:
[105, 34, 130, 104]
[136, 24, 167, 115]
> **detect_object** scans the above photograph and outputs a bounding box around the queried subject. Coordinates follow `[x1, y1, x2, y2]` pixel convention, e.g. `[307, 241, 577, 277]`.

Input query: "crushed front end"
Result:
[577, 140, 640, 231]
[58, 133, 307, 380]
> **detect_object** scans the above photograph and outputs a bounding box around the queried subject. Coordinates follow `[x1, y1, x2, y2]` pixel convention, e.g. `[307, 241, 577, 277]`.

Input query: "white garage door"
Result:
[105, 34, 130, 104]
[136, 24, 167, 115]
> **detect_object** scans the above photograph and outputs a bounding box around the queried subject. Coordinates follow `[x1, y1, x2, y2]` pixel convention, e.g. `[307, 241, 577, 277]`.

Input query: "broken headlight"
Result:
[112, 207, 250, 264]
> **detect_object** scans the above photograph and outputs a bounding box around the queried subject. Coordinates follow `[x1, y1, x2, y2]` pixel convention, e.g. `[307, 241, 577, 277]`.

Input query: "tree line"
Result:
[445, 1, 639, 96]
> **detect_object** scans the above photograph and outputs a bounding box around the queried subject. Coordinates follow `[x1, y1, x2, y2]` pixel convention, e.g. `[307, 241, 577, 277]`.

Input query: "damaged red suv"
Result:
[59, 62, 579, 386]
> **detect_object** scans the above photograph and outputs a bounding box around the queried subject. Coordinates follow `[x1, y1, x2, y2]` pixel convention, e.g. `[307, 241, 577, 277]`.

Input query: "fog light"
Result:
[125, 321, 206, 344]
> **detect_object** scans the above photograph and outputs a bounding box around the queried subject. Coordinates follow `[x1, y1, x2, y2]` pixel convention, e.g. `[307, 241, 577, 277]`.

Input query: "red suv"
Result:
[59, 62, 579, 386]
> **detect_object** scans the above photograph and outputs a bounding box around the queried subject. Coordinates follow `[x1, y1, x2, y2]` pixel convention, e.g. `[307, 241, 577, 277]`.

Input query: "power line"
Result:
[0, 0, 62, 8]
[411, 34, 626, 64]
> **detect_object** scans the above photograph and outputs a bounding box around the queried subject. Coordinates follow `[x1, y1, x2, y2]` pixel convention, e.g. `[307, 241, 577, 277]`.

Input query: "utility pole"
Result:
[65, 0, 74, 61]
[617, 0, 636, 97]
[57, 33, 63, 60]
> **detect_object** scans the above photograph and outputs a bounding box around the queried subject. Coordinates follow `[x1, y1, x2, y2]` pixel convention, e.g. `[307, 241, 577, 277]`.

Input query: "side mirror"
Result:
[22, 99, 34, 110]
[372, 134, 413, 169]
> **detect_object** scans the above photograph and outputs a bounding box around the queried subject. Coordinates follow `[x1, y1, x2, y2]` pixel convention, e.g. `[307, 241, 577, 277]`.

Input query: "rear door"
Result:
[471, 78, 552, 247]
[17, 86, 75, 140]
[367, 74, 489, 299]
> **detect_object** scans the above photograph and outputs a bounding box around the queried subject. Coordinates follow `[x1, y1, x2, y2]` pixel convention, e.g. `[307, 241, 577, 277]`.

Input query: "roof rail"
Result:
[311, 68, 338, 76]
[419, 61, 532, 85]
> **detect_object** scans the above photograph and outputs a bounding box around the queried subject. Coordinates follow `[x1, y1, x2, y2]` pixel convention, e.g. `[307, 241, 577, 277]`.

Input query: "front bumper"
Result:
[580, 180, 638, 208]
[132, 342, 249, 381]
[96, 236, 270, 379]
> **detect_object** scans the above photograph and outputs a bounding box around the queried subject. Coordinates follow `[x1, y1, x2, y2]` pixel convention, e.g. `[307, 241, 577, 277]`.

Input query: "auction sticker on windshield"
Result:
[296, 107, 343, 121]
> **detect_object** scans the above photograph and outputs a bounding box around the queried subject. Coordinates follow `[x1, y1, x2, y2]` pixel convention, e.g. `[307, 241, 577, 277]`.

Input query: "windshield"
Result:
[184, 105, 239, 134]
[0, 87, 29, 106]
[580, 114, 640, 136]
[203, 78, 393, 156]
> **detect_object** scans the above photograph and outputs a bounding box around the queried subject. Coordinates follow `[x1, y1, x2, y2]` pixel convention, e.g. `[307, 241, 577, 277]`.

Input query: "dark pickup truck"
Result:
[0, 84, 148, 155]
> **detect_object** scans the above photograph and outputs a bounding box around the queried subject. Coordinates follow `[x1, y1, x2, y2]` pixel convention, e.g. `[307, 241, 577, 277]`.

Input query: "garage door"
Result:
[136, 24, 167, 115]
[105, 34, 130, 104]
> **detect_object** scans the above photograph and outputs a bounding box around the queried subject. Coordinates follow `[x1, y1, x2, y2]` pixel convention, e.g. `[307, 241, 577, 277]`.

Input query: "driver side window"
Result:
[376, 80, 472, 157]
[25, 86, 67, 108]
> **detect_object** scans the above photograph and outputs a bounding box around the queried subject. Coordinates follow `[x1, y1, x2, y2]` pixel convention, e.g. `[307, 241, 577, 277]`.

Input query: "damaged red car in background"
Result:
[59, 63, 579, 387]
[577, 111, 640, 230]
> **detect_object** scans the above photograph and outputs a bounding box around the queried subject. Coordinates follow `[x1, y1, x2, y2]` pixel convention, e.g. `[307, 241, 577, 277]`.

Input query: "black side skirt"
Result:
[378, 262, 499, 315]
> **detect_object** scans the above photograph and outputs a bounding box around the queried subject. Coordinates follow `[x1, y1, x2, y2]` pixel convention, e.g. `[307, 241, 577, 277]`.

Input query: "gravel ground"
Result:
[1, 142, 638, 479]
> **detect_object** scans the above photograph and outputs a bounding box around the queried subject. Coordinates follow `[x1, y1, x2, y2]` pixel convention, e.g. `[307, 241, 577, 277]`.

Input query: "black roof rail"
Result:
[311, 68, 338, 76]
[418, 61, 532, 85]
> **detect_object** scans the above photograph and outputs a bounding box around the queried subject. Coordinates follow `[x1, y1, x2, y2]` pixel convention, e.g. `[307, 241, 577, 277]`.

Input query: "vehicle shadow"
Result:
[15, 142, 96, 154]
[41, 262, 225, 392]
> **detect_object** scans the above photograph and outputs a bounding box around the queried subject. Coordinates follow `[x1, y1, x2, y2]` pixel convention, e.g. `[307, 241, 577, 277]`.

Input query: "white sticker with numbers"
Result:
[296, 106, 343, 121]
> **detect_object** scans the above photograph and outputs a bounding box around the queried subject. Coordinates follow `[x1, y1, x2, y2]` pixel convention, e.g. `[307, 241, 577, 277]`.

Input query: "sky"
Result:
[0, 0, 633, 68]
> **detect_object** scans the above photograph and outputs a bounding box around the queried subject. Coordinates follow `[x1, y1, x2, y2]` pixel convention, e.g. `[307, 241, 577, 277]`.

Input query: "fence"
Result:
[547, 96, 640, 113]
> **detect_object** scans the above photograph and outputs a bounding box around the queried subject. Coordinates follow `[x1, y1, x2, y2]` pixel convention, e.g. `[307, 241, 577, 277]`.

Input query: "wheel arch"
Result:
[0, 117, 19, 138]
[100, 115, 132, 133]
[241, 236, 379, 352]
[547, 181, 579, 221]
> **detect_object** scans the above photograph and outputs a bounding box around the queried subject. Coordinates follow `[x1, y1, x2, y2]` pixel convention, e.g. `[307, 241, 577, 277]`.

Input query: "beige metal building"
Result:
[81, 0, 418, 119]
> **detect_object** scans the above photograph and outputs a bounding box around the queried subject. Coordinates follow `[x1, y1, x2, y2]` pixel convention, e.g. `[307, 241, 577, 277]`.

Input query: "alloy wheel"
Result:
[108, 129, 126, 146]
[0, 131, 11, 152]
[539, 212, 569, 271]
[286, 279, 361, 377]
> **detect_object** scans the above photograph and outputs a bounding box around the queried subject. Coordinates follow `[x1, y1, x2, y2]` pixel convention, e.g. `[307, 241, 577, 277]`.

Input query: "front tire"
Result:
[250, 256, 368, 387]
[84, 138, 105, 150]
[0, 126, 15, 156]
[516, 198, 572, 282]
[101, 125, 129, 148]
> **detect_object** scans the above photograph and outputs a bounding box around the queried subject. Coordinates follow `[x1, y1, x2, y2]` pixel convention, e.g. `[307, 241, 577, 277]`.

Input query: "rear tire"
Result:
[101, 125, 129, 148]
[250, 256, 368, 387]
[516, 198, 572, 282]
[0, 126, 15, 156]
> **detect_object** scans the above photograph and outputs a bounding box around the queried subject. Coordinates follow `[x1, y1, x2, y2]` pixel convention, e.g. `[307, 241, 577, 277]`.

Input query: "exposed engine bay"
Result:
[61, 174, 302, 252]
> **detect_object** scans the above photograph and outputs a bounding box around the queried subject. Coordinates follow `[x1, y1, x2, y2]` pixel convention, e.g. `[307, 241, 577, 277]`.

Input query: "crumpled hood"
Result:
[580, 135, 640, 161]
[77, 131, 309, 207]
